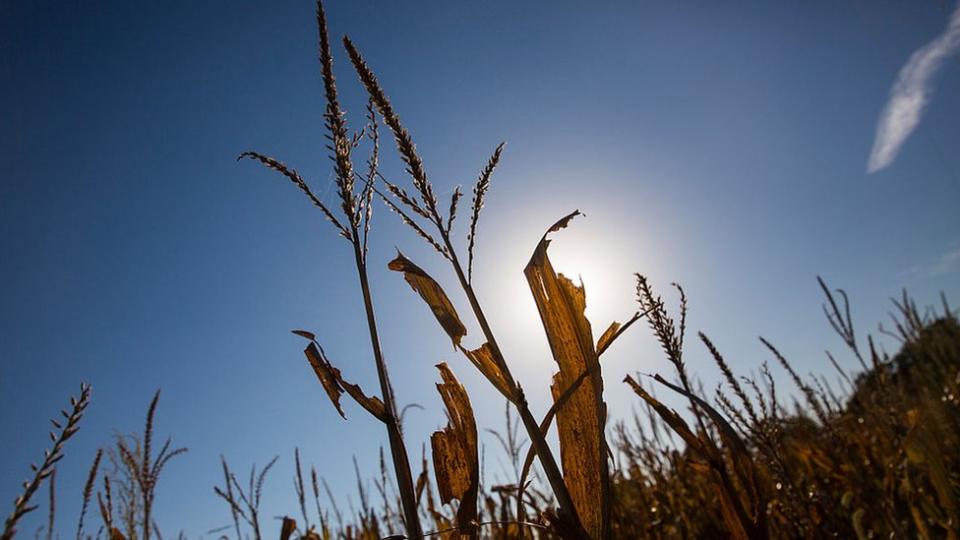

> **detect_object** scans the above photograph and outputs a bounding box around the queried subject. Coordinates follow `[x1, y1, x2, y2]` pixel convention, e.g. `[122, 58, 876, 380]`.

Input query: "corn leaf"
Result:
[595, 322, 621, 357]
[388, 251, 467, 347]
[523, 210, 609, 539]
[304, 342, 387, 422]
[624, 375, 707, 456]
[462, 342, 511, 398]
[279, 517, 296, 540]
[430, 363, 479, 539]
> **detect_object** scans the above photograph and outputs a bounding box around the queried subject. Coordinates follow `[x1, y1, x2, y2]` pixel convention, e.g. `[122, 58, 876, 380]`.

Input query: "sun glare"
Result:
[483, 215, 644, 376]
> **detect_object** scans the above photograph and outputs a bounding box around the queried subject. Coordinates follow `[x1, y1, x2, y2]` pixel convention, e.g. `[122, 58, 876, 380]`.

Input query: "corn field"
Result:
[4, 3, 958, 539]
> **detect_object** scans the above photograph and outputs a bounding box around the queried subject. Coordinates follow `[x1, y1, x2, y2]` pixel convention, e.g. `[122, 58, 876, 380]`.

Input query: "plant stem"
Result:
[350, 234, 423, 539]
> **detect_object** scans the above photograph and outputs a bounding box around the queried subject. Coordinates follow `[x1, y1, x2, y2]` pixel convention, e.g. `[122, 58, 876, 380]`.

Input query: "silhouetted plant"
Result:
[2, 383, 91, 540]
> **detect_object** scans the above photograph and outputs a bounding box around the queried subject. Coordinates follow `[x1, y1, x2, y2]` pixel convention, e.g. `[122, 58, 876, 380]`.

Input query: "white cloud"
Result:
[867, 3, 960, 173]
[903, 246, 960, 281]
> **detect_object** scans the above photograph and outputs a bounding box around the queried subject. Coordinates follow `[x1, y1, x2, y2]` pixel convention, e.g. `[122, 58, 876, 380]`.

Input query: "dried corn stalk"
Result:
[523, 210, 610, 540]
[430, 363, 479, 539]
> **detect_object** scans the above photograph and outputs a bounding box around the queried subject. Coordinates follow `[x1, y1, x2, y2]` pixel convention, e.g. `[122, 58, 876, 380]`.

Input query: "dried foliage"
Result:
[523, 211, 610, 540]
[302, 338, 387, 422]
[342, 16, 592, 538]
[430, 364, 479, 539]
[7, 3, 960, 540]
[234, 4, 959, 539]
[239, 1, 423, 536]
[388, 253, 467, 347]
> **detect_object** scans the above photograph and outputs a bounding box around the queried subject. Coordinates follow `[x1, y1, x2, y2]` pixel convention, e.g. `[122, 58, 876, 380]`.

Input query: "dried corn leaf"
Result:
[652, 375, 750, 460]
[650, 374, 765, 532]
[523, 210, 609, 539]
[595, 322, 621, 356]
[430, 363, 479, 539]
[304, 342, 346, 417]
[279, 517, 296, 540]
[463, 342, 511, 397]
[515, 309, 644, 512]
[624, 375, 706, 456]
[389, 251, 467, 346]
[304, 342, 387, 422]
[292, 329, 316, 341]
[415, 467, 429, 508]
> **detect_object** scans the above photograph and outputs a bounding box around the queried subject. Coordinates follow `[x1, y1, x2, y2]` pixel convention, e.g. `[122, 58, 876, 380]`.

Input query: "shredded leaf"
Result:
[303, 342, 387, 422]
[523, 210, 609, 539]
[430, 363, 479, 539]
[279, 517, 296, 540]
[462, 343, 511, 397]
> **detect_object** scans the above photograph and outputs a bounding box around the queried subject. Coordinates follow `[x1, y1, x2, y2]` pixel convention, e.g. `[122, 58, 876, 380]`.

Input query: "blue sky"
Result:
[2, 1, 959, 537]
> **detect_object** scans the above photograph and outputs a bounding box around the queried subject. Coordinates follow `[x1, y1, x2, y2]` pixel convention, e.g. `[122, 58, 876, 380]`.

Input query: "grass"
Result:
[4, 2, 959, 539]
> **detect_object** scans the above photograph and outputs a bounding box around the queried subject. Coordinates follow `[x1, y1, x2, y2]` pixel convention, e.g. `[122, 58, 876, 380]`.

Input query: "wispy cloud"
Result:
[867, 3, 960, 173]
[903, 246, 960, 281]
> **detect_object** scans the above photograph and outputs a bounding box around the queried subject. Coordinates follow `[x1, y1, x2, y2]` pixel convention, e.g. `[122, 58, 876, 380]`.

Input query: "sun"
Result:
[480, 214, 642, 376]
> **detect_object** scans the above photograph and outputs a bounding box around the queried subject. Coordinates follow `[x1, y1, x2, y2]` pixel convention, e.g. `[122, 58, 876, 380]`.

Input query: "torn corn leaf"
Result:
[388, 251, 467, 346]
[624, 375, 707, 457]
[304, 342, 346, 418]
[291, 329, 316, 341]
[652, 374, 751, 458]
[523, 210, 609, 540]
[595, 322, 621, 356]
[414, 466, 429, 508]
[340, 378, 387, 421]
[304, 342, 387, 422]
[463, 342, 511, 397]
[279, 517, 296, 540]
[430, 363, 479, 539]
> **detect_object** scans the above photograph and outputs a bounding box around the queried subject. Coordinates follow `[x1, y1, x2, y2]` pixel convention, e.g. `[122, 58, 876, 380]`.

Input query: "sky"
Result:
[1, 1, 959, 537]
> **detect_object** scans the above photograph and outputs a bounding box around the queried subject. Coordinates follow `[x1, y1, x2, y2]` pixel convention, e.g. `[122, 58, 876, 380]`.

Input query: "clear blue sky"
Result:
[2, 1, 958, 537]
